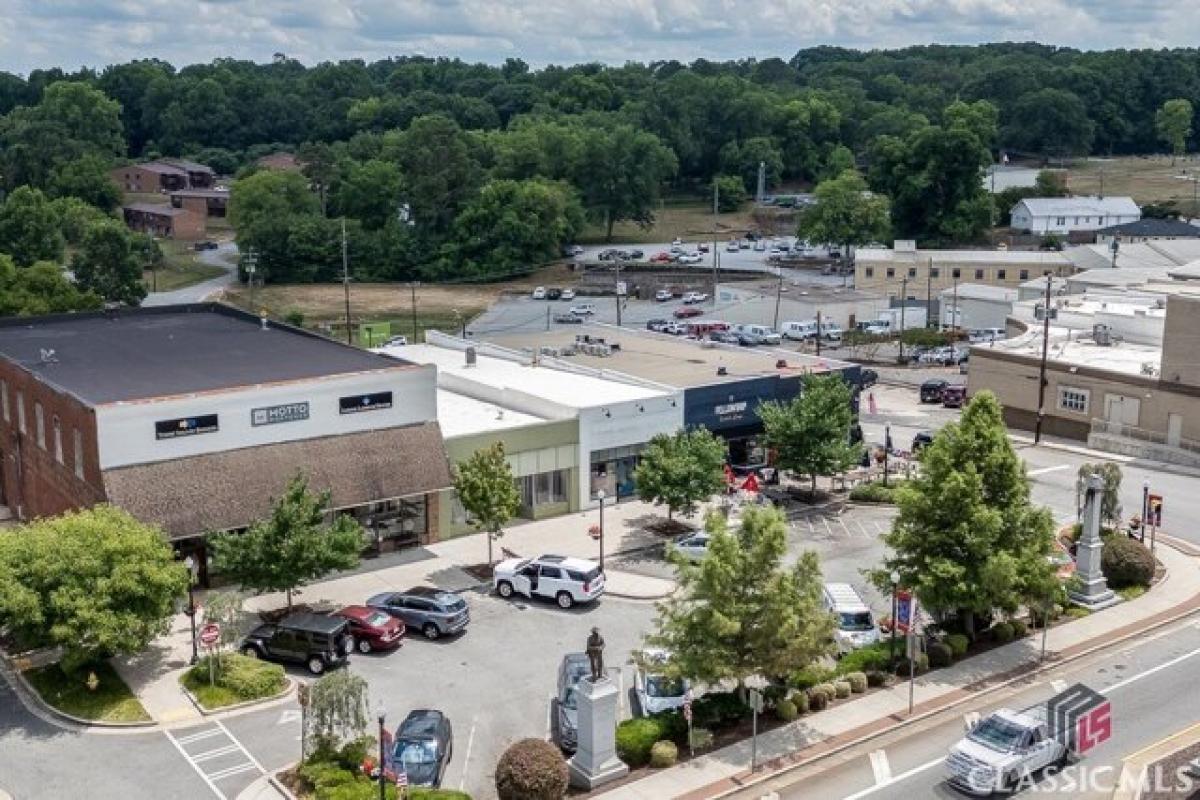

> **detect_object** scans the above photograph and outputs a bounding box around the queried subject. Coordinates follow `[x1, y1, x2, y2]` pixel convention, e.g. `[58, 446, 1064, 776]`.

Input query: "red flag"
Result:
[741, 474, 759, 493]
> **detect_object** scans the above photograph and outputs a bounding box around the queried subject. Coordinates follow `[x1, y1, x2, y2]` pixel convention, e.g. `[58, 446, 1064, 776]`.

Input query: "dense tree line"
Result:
[1, 45, 1199, 285]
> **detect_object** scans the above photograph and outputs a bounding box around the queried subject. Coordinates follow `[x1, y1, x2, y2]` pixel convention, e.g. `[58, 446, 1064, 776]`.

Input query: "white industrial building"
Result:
[1010, 196, 1141, 235]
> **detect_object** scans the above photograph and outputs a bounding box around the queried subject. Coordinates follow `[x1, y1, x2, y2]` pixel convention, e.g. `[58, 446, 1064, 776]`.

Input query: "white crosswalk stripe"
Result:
[164, 720, 267, 799]
[869, 749, 892, 784]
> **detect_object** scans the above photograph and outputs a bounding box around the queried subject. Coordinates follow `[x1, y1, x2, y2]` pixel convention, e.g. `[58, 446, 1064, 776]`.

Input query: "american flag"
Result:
[682, 690, 693, 723]
[395, 769, 408, 788]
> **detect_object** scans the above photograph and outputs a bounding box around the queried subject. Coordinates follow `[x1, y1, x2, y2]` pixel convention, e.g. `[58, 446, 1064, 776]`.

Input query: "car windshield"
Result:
[365, 612, 392, 627]
[969, 717, 1027, 752]
[645, 675, 686, 698]
[394, 738, 438, 765]
[838, 612, 874, 631]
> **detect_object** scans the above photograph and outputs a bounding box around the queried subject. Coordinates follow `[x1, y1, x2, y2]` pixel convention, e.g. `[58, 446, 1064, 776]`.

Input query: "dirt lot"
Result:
[1066, 155, 1200, 213]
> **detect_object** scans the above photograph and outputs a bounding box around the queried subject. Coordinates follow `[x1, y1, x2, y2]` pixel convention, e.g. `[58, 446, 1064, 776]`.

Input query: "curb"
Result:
[0, 654, 155, 730]
[684, 542, 1200, 799]
[1111, 721, 1200, 800]
[180, 675, 296, 717]
[235, 766, 299, 800]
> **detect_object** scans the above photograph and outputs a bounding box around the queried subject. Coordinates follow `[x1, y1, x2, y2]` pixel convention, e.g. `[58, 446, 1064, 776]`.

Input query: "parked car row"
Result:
[919, 379, 968, 407]
[531, 286, 578, 301]
[781, 320, 843, 342]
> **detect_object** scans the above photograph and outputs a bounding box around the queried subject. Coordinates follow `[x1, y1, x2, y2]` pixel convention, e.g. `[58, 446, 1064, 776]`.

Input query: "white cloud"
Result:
[0, 0, 1194, 74]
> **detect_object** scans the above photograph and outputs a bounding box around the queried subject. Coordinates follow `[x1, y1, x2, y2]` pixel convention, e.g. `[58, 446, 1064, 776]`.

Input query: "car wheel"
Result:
[497, 580, 514, 599]
[241, 646, 259, 659]
[423, 623, 441, 640]
[307, 656, 325, 675]
[357, 638, 372, 654]
[557, 591, 575, 609]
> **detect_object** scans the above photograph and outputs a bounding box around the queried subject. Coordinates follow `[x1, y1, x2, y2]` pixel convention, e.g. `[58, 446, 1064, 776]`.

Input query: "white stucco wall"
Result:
[95, 366, 437, 468]
[577, 396, 684, 509]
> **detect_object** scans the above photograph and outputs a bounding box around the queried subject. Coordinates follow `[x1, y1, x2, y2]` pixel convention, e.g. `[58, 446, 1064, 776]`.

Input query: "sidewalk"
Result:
[114, 498, 680, 725]
[592, 540, 1200, 800]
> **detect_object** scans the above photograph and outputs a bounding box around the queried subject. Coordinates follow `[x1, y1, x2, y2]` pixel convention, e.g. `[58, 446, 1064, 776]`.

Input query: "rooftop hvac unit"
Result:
[1093, 324, 1113, 346]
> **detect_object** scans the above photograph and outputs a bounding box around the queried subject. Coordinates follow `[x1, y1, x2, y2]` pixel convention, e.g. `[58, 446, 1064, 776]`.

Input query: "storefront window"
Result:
[519, 469, 569, 511]
[348, 496, 428, 550]
[590, 445, 642, 499]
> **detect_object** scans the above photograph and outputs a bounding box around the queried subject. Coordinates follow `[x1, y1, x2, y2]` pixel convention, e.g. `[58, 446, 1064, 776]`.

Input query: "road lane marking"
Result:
[175, 727, 223, 745]
[164, 729, 226, 799]
[839, 642, 1200, 798]
[1050, 679, 1068, 693]
[963, 711, 980, 730]
[459, 715, 478, 792]
[215, 720, 269, 776]
[193, 744, 241, 762]
[1028, 465, 1070, 476]
[277, 710, 301, 726]
[869, 749, 892, 784]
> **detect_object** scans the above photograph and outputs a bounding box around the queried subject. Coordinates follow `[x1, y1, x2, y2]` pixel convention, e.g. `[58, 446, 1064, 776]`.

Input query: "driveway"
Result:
[143, 241, 240, 307]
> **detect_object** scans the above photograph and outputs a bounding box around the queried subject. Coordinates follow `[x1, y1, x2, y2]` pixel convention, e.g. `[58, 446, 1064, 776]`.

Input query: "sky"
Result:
[0, 0, 1191, 74]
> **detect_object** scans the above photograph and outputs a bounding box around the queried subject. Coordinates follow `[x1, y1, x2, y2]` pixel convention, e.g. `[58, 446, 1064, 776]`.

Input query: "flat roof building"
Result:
[0, 304, 450, 584]
[855, 241, 1073, 299]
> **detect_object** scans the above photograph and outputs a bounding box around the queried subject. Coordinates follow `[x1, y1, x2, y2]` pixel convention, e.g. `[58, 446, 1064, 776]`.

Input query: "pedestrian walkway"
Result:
[592, 540, 1200, 800]
[115, 498, 681, 724]
[165, 720, 267, 799]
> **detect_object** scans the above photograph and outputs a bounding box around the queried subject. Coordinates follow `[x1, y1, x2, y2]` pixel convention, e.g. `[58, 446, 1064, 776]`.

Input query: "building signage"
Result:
[251, 402, 310, 427]
[339, 391, 393, 414]
[155, 414, 219, 440]
[714, 400, 748, 421]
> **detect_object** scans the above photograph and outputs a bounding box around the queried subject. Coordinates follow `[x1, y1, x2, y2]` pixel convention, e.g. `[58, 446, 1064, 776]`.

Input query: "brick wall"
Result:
[0, 360, 105, 521]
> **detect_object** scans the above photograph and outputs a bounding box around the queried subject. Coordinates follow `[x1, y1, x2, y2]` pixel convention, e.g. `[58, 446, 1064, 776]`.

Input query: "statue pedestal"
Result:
[567, 677, 629, 790]
[1069, 474, 1122, 611]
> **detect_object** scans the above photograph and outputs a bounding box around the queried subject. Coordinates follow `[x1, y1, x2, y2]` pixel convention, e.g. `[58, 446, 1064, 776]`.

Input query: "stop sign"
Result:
[199, 623, 220, 647]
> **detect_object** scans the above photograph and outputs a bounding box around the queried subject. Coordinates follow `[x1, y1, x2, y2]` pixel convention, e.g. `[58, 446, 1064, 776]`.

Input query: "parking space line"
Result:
[459, 716, 478, 792]
[822, 517, 834, 538]
[852, 519, 871, 539]
[869, 749, 892, 784]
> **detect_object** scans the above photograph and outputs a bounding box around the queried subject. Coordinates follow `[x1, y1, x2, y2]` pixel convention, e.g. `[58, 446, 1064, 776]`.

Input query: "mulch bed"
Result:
[460, 563, 494, 582]
[643, 519, 696, 537]
[1142, 742, 1200, 799]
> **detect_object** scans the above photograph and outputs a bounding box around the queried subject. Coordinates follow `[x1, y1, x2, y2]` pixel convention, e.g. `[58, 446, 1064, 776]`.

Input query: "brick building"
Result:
[122, 203, 207, 239]
[170, 188, 229, 218]
[0, 304, 451, 584]
[111, 159, 216, 194]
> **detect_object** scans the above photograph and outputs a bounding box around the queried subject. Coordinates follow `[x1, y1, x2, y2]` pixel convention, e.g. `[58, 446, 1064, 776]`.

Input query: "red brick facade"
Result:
[0, 360, 105, 521]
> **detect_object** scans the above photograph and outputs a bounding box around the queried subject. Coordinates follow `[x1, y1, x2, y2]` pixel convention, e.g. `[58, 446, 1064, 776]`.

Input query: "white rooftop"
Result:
[988, 329, 1160, 377]
[857, 248, 1070, 265]
[436, 389, 544, 439]
[1016, 196, 1141, 217]
[394, 343, 669, 408]
[938, 283, 1018, 302]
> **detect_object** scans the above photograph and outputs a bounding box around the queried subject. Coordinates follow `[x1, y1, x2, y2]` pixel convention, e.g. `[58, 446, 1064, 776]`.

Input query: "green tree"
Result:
[717, 136, 783, 193]
[1004, 88, 1094, 158]
[575, 123, 677, 241]
[51, 195, 113, 245]
[229, 169, 322, 281]
[758, 374, 861, 491]
[875, 392, 1057, 636]
[454, 442, 521, 566]
[306, 670, 370, 756]
[298, 141, 337, 216]
[646, 506, 833, 686]
[633, 428, 727, 521]
[1156, 99, 1194, 164]
[444, 178, 583, 279]
[1034, 170, 1068, 197]
[0, 255, 102, 315]
[48, 154, 122, 212]
[330, 159, 404, 230]
[70, 219, 147, 305]
[0, 185, 65, 267]
[0, 505, 188, 673]
[818, 144, 856, 181]
[211, 474, 362, 610]
[712, 174, 748, 212]
[1076, 462, 1123, 528]
[382, 114, 483, 236]
[796, 170, 890, 264]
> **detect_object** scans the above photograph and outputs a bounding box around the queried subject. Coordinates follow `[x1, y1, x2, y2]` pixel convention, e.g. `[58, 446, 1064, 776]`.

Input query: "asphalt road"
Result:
[730, 615, 1200, 800]
[143, 241, 239, 307]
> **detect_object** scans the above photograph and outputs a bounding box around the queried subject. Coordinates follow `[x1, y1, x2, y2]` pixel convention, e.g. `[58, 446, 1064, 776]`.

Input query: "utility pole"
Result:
[615, 259, 623, 327]
[815, 310, 822, 357]
[243, 247, 258, 312]
[926, 258, 933, 329]
[773, 266, 784, 331]
[407, 281, 420, 342]
[951, 275, 958, 333]
[711, 181, 719, 304]
[898, 277, 908, 362]
[341, 218, 352, 344]
[1034, 273, 1053, 444]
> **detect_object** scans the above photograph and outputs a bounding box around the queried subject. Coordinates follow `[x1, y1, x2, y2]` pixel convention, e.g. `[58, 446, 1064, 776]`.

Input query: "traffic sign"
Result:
[199, 622, 221, 647]
[748, 688, 764, 714]
[1149, 494, 1163, 527]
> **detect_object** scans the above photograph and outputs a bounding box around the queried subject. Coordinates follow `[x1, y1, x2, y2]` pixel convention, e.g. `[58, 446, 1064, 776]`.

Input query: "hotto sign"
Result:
[251, 402, 310, 427]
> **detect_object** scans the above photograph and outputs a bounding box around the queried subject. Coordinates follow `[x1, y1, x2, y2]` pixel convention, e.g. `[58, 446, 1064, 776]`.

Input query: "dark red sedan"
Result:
[674, 306, 704, 319]
[333, 605, 405, 654]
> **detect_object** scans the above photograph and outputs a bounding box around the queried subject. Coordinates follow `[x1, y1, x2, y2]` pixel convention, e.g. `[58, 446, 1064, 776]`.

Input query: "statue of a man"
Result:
[586, 627, 605, 682]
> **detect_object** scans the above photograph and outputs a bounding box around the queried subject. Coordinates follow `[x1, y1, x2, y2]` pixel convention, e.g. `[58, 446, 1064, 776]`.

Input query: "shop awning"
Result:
[102, 422, 452, 539]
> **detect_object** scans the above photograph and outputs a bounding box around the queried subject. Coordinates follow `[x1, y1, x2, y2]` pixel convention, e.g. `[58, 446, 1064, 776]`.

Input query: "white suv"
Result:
[493, 554, 605, 609]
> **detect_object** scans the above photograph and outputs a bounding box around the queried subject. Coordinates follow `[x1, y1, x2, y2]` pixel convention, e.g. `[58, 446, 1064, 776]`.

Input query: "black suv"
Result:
[919, 378, 949, 403]
[241, 613, 353, 674]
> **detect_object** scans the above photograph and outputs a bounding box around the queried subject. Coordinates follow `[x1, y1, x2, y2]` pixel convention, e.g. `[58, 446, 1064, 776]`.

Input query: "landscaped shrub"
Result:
[649, 740, 678, 768]
[791, 665, 837, 690]
[848, 482, 904, 503]
[692, 691, 746, 729]
[833, 680, 852, 699]
[991, 622, 1014, 644]
[808, 688, 829, 711]
[182, 654, 285, 709]
[927, 642, 954, 668]
[846, 672, 868, 693]
[945, 634, 969, 659]
[895, 654, 929, 675]
[789, 690, 810, 714]
[1010, 619, 1028, 639]
[495, 738, 568, 800]
[1065, 606, 1091, 619]
[813, 683, 837, 703]
[865, 670, 889, 688]
[616, 718, 669, 767]
[775, 699, 798, 722]
[762, 684, 788, 707]
[1102, 535, 1155, 588]
[837, 643, 892, 675]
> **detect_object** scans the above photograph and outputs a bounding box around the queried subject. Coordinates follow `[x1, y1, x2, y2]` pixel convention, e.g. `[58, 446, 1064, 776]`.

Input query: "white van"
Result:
[822, 583, 880, 655]
[781, 320, 819, 341]
[819, 322, 843, 342]
[733, 324, 782, 345]
[968, 328, 1005, 343]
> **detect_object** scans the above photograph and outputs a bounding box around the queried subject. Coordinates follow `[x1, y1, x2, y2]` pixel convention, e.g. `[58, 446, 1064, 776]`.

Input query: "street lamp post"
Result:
[377, 703, 387, 800]
[882, 422, 891, 487]
[183, 556, 199, 665]
[596, 490, 606, 570]
[1141, 479, 1150, 544]
[889, 570, 900, 667]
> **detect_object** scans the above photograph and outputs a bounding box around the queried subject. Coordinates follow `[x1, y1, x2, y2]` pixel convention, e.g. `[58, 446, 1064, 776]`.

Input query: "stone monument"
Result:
[1069, 474, 1120, 610]
[567, 629, 629, 790]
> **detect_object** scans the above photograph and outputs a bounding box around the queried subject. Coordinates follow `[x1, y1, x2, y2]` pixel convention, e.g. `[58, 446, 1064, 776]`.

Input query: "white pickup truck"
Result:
[946, 706, 1070, 795]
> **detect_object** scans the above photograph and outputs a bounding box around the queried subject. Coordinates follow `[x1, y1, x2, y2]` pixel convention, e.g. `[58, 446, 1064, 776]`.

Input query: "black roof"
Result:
[1097, 218, 1200, 238]
[0, 304, 409, 405]
[279, 613, 349, 634]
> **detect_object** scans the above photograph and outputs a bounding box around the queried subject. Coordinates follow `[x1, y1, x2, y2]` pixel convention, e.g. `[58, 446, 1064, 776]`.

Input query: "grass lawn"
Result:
[25, 662, 151, 723]
[180, 654, 286, 711]
[143, 239, 227, 292]
[1065, 155, 1200, 214]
